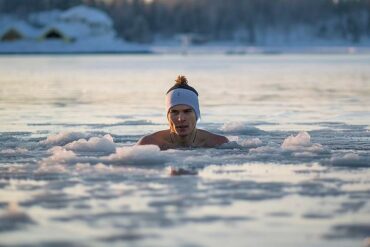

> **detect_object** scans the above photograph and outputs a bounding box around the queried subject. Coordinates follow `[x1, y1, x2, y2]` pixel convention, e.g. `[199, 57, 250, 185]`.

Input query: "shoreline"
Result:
[0, 46, 369, 55]
[1, 39, 370, 55]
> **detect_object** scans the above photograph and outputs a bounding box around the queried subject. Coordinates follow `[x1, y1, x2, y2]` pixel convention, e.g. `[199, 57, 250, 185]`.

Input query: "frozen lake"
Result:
[0, 54, 369, 247]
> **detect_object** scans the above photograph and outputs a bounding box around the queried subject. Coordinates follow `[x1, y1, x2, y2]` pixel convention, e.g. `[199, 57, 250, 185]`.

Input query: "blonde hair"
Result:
[175, 75, 188, 86]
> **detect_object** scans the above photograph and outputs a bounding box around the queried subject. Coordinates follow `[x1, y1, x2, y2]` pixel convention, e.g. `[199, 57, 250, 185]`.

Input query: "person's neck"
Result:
[170, 129, 197, 147]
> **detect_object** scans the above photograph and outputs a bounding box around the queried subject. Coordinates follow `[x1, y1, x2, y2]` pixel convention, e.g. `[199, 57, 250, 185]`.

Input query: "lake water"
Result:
[0, 54, 369, 247]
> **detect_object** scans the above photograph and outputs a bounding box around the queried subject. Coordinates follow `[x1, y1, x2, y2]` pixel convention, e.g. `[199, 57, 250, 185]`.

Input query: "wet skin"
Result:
[168, 104, 197, 144]
[137, 104, 229, 150]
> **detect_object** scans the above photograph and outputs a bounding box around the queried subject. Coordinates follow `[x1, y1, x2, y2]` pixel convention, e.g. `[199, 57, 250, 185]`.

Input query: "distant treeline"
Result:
[1, 0, 369, 44]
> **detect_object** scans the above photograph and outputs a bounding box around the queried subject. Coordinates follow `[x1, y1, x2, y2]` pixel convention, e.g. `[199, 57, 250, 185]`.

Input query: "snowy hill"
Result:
[0, 5, 150, 54]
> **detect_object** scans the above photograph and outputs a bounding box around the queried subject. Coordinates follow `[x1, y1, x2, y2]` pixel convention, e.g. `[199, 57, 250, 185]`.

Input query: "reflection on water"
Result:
[0, 54, 369, 247]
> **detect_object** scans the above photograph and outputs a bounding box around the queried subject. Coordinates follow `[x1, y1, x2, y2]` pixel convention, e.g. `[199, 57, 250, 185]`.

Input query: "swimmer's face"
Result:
[168, 104, 197, 137]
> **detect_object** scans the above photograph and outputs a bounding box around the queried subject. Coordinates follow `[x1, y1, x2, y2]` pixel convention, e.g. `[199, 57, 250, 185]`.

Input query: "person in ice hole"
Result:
[137, 75, 229, 175]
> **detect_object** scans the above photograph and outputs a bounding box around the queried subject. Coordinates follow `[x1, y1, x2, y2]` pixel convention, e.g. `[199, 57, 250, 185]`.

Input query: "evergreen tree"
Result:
[1, 0, 369, 43]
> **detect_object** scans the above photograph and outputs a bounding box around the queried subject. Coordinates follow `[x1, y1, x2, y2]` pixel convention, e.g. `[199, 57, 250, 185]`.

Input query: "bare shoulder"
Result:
[137, 134, 156, 145]
[137, 130, 169, 146]
[197, 129, 229, 147]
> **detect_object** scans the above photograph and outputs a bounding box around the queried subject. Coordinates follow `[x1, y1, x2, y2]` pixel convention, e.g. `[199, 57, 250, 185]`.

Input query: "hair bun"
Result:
[175, 75, 188, 85]
[166, 75, 198, 96]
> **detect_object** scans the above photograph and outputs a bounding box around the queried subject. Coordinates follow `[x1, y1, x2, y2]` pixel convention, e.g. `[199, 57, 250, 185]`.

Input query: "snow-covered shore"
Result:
[1, 40, 369, 54]
[0, 38, 152, 54]
[151, 42, 370, 55]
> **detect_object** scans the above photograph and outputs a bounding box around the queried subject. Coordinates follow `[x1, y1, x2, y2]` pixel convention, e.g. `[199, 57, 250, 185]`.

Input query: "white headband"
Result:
[165, 88, 201, 121]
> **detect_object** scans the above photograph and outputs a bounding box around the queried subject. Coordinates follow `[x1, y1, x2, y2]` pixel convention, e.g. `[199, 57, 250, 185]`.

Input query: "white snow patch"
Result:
[330, 152, 369, 167]
[64, 134, 116, 154]
[36, 164, 68, 174]
[282, 131, 311, 148]
[40, 146, 77, 166]
[41, 131, 88, 146]
[39, 136, 168, 167]
[281, 131, 326, 154]
[106, 145, 169, 166]
[220, 137, 263, 149]
[239, 138, 263, 148]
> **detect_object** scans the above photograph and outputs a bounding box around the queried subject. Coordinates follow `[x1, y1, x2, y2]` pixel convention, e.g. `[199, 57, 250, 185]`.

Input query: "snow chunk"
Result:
[46, 146, 77, 163]
[281, 131, 325, 153]
[218, 138, 263, 149]
[106, 145, 169, 166]
[239, 138, 263, 148]
[330, 152, 369, 167]
[282, 131, 311, 148]
[64, 134, 116, 154]
[41, 131, 88, 146]
[36, 164, 68, 174]
[39, 137, 167, 167]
